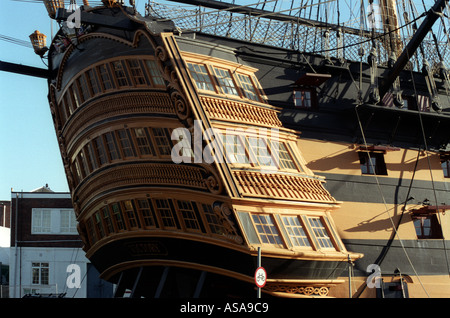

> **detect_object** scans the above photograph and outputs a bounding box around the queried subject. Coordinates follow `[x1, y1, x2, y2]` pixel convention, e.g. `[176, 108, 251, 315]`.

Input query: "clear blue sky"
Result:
[0, 0, 150, 200]
[0, 0, 65, 200]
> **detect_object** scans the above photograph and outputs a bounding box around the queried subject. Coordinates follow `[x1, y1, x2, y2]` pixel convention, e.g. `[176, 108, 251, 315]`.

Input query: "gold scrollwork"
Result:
[265, 284, 330, 297]
[212, 201, 243, 244]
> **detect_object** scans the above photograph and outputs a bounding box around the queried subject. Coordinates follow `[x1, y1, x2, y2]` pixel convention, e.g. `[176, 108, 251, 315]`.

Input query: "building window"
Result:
[293, 89, 314, 108]
[358, 152, 387, 175]
[213, 67, 239, 96]
[281, 216, 311, 248]
[237, 73, 260, 101]
[60, 209, 77, 233]
[412, 215, 443, 239]
[32, 209, 51, 233]
[77, 151, 90, 177]
[32, 262, 49, 285]
[187, 63, 215, 91]
[307, 217, 334, 249]
[251, 214, 284, 247]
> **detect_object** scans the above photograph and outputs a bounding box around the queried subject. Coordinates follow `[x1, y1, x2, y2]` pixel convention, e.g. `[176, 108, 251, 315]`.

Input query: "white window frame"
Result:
[31, 208, 77, 235]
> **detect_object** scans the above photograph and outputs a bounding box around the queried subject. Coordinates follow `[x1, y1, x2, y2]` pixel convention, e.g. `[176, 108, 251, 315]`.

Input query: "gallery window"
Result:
[97, 64, 114, 91]
[236, 73, 260, 101]
[281, 216, 311, 248]
[187, 63, 215, 91]
[122, 200, 140, 229]
[101, 206, 114, 235]
[251, 214, 284, 247]
[110, 60, 130, 87]
[111, 203, 126, 231]
[104, 132, 121, 161]
[144, 59, 165, 86]
[202, 203, 227, 236]
[213, 67, 239, 96]
[127, 59, 147, 86]
[222, 134, 250, 164]
[136, 199, 157, 228]
[155, 199, 177, 230]
[132, 128, 155, 157]
[307, 217, 335, 249]
[247, 137, 274, 167]
[177, 200, 202, 232]
[117, 129, 136, 158]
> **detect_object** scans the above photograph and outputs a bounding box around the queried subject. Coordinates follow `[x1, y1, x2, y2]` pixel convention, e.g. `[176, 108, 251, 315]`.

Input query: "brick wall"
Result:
[10, 194, 82, 248]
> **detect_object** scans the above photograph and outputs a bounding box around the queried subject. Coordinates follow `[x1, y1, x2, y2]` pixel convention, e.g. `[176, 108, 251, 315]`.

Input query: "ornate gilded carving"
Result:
[212, 201, 243, 244]
[233, 170, 336, 203]
[264, 283, 330, 297]
[200, 96, 282, 127]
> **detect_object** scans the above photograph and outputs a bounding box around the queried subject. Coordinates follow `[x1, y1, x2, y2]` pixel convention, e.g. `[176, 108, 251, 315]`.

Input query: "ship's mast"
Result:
[379, 0, 403, 57]
[379, 0, 449, 100]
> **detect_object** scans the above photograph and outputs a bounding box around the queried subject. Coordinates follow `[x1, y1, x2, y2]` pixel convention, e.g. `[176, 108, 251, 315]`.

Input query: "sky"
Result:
[0, 0, 65, 200]
[0, 0, 151, 200]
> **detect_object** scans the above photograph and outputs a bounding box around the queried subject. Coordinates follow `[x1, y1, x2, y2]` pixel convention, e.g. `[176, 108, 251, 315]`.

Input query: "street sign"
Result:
[254, 266, 267, 288]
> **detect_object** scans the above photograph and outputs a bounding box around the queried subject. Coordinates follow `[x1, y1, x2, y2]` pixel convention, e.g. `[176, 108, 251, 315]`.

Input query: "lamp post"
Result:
[29, 30, 48, 58]
[43, 0, 65, 18]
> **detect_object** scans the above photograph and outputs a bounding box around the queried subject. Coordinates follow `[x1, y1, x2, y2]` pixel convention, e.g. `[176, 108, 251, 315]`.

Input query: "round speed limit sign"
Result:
[254, 267, 267, 288]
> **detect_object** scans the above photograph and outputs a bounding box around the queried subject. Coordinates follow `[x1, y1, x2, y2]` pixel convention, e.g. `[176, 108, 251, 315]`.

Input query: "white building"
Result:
[8, 187, 113, 298]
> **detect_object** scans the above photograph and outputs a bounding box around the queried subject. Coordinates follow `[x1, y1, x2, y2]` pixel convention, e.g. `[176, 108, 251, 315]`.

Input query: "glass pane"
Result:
[213, 67, 239, 96]
[188, 63, 215, 91]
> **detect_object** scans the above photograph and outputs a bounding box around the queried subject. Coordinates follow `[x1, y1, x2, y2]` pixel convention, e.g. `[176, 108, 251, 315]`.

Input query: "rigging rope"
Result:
[0, 34, 33, 48]
[354, 103, 431, 298]
[405, 47, 450, 279]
